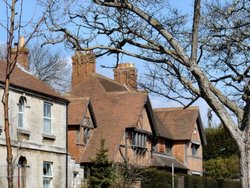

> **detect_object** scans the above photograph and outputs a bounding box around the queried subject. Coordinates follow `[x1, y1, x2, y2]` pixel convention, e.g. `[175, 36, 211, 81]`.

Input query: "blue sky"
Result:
[0, 0, 217, 127]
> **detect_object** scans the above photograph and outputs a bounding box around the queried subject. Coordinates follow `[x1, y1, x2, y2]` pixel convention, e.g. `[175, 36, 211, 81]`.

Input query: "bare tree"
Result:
[43, 0, 250, 187]
[0, 1, 50, 187]
[28, 43, 71, 93]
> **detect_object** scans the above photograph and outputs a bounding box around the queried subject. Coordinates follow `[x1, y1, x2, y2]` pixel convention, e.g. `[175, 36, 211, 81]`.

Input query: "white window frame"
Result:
[43, 161, 53, 188]
[18, 97, 26, 128]
[43, 102, 52, 135]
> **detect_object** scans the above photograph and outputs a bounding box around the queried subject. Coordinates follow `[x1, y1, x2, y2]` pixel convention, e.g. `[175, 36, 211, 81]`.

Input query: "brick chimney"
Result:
[71, 51, 96, 91]
[114, 63, 137, 90]
[11, 36, 29, 70]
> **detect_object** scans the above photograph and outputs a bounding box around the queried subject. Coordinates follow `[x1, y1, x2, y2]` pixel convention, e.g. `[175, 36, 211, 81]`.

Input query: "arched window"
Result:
[18, 156, 27, 188]
[18, 97, 26, 128]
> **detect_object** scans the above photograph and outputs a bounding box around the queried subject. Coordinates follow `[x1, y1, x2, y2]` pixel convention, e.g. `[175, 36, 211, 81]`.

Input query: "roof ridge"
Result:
[154, 106, 199, 111]
[65, 95, 90, 101]
[107, 90, 147, 95]
[0, 60, 66, 101]
[94, 73, 128, 89]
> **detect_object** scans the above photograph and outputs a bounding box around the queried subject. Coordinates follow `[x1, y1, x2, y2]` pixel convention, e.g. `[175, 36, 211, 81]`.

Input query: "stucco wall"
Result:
[0, 87, 68, 187]
[0, 146, 66, 188]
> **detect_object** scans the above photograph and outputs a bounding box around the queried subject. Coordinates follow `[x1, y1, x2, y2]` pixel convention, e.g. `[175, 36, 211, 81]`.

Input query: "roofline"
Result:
[152, 153, 189, 170]
[154, 106, 199, 111]
[0, 82, 69, 104]
[88, 100, 97, 128]
[95, 73, 129, 90]
[145, 95, 158, 139]
[157, 136, 191, 142]
[197, 111, 207, 145]
[154, 107, 207, 144]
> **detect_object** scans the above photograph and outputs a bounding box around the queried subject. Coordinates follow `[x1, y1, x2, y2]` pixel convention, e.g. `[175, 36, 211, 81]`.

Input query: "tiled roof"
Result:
[67, 97, 89, 125]
[81, 91, 148, 162]
[69, 73, 128, 97]
[98, 75, 128, 92]
[0, 60, 66, 102]
[150, 153, 188, 170]
[154, 107, 200, 140]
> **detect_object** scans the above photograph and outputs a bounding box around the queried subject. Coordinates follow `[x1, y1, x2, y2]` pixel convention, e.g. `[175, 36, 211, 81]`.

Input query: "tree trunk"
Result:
[239, 141, 250, 188]
[3, 76, 14, 188]
[240, 150, 250, 188]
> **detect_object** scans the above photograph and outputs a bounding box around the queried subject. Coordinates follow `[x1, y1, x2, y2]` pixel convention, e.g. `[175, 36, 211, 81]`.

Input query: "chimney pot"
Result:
[11, 36, 29, 70]
[20, 36, 25, 48]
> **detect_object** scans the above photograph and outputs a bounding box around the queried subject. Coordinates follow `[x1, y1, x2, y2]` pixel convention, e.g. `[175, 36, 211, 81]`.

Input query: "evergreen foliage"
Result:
[89, 139, 117, 188]
[141, 168, 241, 188]
[203, 126, 239, 160]
[203, 155, 240, 179]
[141, 168, 176, 188]
[203, 126, 240, 179]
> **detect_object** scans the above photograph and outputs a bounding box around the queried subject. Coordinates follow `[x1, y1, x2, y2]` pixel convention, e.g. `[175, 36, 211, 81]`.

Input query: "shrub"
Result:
[141, 168, 177, 188]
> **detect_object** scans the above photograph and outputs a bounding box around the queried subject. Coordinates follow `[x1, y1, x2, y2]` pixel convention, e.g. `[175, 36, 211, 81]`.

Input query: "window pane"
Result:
[191, 144, 199, 156]
[43, 179, 51, 188]
[142, 135, 146, 147]
[44, 103, 51, 118]
[138, 134, 141, 146]
[19, 103, 24, 112]
[132, 133, 136, 145]
[43, 162, 52, 188]
[44, 119, 51, 134]
[18, 113, 24, 128]
[135, 133, 138, 146]
[43, 163, 52, 176]
[84, 128, 90, 144]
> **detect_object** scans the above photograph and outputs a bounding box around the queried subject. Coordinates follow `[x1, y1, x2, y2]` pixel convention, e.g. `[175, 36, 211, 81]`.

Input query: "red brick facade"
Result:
[114, 63, 137, 90]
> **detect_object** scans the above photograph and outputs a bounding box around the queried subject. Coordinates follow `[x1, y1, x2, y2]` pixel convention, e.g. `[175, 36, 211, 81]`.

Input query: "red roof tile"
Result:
[0, 61, 66, 101]
[151, 153, 188, 170]
[67, 97, 89, 125]
[81, 91, 148, 162]
[154, 107, 200, 140]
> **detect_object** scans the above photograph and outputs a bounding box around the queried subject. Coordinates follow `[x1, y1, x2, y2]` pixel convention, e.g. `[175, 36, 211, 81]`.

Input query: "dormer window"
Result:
[18, 97, 26, 128]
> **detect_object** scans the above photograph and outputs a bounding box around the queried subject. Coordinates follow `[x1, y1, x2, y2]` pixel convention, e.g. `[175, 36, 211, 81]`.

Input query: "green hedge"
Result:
[141, 169, 177, 188]
[141, 168, 241, 188]
[183, 175, 241, 188]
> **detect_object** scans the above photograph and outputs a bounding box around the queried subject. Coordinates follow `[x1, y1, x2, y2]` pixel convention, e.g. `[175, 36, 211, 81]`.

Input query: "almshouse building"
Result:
[66, 51, 207, 183]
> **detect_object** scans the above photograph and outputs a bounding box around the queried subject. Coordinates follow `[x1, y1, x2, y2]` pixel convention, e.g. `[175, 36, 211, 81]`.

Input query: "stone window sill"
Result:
[17, 128, 31, 136]
[42, 134, 56, 140]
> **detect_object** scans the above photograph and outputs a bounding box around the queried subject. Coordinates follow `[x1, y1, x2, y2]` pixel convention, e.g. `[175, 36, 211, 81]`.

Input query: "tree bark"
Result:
[3, 74, 14, 188]
[239, 144, 250, 188]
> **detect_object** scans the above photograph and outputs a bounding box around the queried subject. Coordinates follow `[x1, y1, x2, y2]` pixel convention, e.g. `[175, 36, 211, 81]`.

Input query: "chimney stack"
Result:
[114, 63, 137, 91]
[71, 51, 96, 91]
[11, 36, 29, 70]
